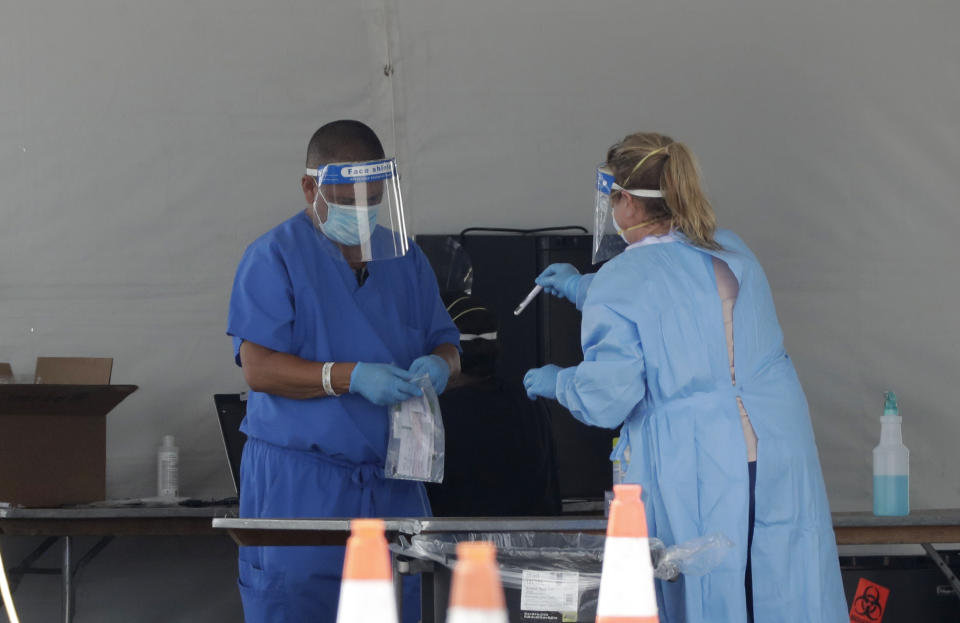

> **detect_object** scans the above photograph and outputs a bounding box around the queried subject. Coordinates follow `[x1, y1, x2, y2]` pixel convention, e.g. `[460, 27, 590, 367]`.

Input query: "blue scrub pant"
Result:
[746, 460, 757, 623]
[238, 438, 430, 623]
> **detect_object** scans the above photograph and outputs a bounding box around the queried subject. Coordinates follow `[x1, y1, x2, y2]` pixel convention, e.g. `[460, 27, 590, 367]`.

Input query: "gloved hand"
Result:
[523, 364, 562, 401]
[349, 362, 422, 406]
[408, 354, 451, 394]
[536, 263, 582, 304]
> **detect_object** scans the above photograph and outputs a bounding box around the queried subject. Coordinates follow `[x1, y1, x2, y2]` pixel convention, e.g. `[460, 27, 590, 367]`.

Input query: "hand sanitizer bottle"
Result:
[873, 391, 909, 516]
[157, 435, 179, 498]
[606, 437, 632, 516]
[612, 437, 624, 486]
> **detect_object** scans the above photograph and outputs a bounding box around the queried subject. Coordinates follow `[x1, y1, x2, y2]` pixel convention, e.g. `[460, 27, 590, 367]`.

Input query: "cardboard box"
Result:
[0, 357, 137, 507]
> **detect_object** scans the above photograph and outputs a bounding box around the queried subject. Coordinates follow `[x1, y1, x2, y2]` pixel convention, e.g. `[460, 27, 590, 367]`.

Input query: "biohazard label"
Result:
[849, 578, 890, 623]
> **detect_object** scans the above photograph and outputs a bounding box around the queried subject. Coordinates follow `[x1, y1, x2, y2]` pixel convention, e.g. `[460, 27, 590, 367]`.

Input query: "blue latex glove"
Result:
[350, 362, 422, 406]
[523, 364, 562, 401]
[535, 263, 582, 304]
[408, 354, 451, 394]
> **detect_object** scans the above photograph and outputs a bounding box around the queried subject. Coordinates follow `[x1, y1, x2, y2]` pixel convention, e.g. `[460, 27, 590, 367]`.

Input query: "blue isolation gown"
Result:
[227, 211, 460, 623]
[556, 230, 847, 623]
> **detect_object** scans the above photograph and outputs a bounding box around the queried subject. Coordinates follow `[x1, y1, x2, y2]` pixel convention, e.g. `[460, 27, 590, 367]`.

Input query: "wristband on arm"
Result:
[321, 361, 338, 397]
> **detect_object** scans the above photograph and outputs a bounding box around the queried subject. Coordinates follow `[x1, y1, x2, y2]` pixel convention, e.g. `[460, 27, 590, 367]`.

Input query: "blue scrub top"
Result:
[227, 211, 460, 465]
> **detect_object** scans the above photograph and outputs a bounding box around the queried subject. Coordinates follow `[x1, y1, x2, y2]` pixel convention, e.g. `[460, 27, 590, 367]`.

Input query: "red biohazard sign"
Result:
[849, 578, 890, 623]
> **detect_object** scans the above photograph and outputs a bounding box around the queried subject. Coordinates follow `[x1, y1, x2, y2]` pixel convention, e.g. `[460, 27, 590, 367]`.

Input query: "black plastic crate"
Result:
[841, 551, 960, 622]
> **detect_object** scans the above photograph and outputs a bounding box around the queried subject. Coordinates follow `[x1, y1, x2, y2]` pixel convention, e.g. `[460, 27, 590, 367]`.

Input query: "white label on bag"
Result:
[394, 398, 434, 480]
[520, 570, 579, 614]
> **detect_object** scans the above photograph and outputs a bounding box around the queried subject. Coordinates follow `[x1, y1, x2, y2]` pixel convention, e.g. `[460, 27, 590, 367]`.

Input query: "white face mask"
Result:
[614, 208, 667, 244]
[613, 208, 630, 244]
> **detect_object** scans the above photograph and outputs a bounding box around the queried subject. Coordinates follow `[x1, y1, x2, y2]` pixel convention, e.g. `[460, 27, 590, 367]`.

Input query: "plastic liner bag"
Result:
[648, 533, 736, 579]
[396, 531, 733, 622]
[432, 235, 475, 296]
[385, 375, 445, 483]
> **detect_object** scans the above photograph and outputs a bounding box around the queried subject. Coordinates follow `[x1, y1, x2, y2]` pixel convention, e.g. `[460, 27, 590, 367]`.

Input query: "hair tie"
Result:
[624, 145, 670, 186]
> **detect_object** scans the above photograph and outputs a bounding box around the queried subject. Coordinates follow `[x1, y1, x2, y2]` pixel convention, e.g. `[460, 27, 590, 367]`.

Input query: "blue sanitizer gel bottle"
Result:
[873, 391, 909, 516]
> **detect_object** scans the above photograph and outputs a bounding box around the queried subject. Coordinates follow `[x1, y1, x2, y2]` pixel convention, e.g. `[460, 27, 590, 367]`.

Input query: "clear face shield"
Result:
[592, 166, 627, 264]
[593, 165, 667, 263]
[307, 158, 410, 262]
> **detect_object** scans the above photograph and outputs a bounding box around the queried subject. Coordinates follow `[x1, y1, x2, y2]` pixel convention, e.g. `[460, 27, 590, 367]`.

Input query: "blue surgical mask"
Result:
[318, 202, 380, 246]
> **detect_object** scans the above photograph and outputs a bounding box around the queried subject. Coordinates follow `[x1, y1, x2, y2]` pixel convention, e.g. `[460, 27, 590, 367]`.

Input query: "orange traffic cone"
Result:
[336, 518, 399, 623]
[596, 484, 659, 623]
[447, 541, 509, 623]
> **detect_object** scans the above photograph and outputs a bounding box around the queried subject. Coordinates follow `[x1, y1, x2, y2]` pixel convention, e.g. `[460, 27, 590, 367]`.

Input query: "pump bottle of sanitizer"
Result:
[157, 435, 179, 498]
[873, 391, 909, 516]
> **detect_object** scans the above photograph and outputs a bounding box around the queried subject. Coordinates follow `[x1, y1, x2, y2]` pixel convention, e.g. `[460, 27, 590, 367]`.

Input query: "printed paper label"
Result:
[520, 570, 579, 620]
[520, 612, 561, 622]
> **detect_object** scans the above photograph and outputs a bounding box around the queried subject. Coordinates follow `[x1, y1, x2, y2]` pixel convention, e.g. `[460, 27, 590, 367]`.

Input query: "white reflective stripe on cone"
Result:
[446, 607, 509, 623]
[0, 544, 21, 623]
[596, 536, 658, 619]
[336, 580, 398, 623]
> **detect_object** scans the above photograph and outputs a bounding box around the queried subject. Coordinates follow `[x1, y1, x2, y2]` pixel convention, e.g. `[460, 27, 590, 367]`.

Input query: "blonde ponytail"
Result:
[660, 142, 719, 250]
[606, 132, 720, 250]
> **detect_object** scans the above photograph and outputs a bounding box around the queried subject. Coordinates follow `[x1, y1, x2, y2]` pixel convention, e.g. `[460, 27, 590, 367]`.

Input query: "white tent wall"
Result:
[392, 0, 960, 512]
[1, 0, 400, 501]
[1, 0, 958, 620]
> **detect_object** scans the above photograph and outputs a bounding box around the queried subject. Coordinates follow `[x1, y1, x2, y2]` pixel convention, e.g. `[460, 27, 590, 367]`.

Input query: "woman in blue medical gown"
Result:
[523, 132, 848, 623]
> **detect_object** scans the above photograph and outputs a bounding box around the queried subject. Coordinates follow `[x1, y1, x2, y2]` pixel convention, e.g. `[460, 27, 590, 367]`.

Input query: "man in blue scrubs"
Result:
[227, 119, 460, 622]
